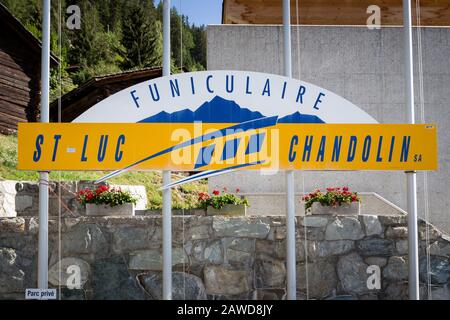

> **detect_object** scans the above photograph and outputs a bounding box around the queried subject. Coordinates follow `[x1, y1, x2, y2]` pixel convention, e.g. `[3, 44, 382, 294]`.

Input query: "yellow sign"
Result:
[18, 123, 437, 172]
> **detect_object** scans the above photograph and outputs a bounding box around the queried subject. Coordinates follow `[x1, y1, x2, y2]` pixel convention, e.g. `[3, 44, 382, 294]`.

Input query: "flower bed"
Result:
[303, 187, 360, 215]
[76, 185, 138, 216]
[198, 187, 249, 215]
[76, 185, 138, 207]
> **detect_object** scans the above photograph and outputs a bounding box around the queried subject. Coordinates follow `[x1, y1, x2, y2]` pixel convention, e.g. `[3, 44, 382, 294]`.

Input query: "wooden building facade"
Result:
[0, 3, 58, 134]
[50, 67, 163, 122]
[222, 0, 450, 26]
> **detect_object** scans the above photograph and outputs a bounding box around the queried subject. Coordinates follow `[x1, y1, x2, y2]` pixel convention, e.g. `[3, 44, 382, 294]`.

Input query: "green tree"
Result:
[1, 0, 207, 97]
[191, 25, 206, 69]
[121, 0, 161, 69]
[67, 1, 124, 84]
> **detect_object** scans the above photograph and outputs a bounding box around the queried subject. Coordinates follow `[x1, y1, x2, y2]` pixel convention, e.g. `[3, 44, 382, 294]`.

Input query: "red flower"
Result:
[198, 192, 210, 201]
[212, 190, 220, 196]
[223, 187, 228, 192]
[326, 187, 334, 192]
[235, 188, 240, 193]
[96, 185, 109, 194]
[343, 186, 349, 192]
[304, 196, 310, 201]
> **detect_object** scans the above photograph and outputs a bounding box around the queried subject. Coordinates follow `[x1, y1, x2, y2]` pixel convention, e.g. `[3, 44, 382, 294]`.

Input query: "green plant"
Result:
[302, 187, 360, 210]
[198, 188, 249, 210]
[76, 185, 138, 207]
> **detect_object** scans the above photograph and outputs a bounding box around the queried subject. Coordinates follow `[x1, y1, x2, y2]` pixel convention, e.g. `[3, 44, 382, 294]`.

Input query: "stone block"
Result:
[431, 286, 450, 300]
[311, 240, 354, 258]
[419, 256, 450, 284]
[15, 195, 33, 212]
[364, 257, 387, 268]
[297, 259, 337, 298]
[396, 240, 408, 255]
[419, 223, 442, 241]
[337, 252, 370, 295]
[255, 255, 286, 288]
[325, 217, 365, 240]
[203, 266, 253, 295]
[227, 238, 255, 253]
[129, 247, 187, 270]
[140, 272, 206, 300]
[298, 227, 325, 241]
[378, 215, 407, 226]
[383, 256, 408, 281]
[256, 289, 285, 300]
[91, 256, 147, 300]
[255, 240, 276, 258]
[300, 216, 329, 228]
[62, 224, 108, 256]
[272, 226, 287, 240]
[226, 248, 253, 268]
[0, 248, 25, 293]
[383, 282, 409, 300]
[356, 238, 395, 256]
[213, 217, 270, 239]
[428, 240, 450, 257]
[202, 241, 223, 264]
[112, 226, 152, 253]
[361, 215, 383, 236]
[185, 224, 212, 241]
[191, 240, 223, 265]
[0, 218, 25, 233]
[385, 226, 408, 239]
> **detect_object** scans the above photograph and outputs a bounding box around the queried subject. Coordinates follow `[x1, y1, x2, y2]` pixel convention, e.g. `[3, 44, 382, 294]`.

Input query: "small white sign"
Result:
[25, 288, 57, 300]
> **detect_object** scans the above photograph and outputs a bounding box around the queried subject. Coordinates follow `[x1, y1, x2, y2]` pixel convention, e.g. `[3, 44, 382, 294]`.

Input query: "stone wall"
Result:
[0, 181, 148, 217]
[1, 214, 449, 300]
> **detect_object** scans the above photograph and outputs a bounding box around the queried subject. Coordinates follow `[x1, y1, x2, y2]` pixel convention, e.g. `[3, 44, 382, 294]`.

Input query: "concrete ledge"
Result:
[238, 192, 406, 216]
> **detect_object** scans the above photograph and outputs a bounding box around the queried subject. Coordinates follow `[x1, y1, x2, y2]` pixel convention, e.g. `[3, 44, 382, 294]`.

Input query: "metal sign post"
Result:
[283, 0, 297, 300]
[37, 0, 50, 290]
[162, 0, 172, 301]
[402, 0, 420, 300]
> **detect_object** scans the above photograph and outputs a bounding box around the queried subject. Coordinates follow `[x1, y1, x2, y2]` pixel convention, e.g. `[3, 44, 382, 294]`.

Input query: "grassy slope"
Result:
[0, 134, 207, 209]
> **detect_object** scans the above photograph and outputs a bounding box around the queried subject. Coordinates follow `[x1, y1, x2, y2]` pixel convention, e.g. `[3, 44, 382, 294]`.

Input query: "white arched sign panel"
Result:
[74, 70, 378, 124]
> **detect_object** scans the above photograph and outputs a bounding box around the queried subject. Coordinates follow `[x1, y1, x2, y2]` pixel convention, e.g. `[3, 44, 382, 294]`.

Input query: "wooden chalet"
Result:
[50, 67, 163, 122]
[0, 3, 58, 134]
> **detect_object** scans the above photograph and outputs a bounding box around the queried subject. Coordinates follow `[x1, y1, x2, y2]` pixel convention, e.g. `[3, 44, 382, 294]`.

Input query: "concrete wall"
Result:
[1, 214, 449, 300]
[207, 25, 450, 232]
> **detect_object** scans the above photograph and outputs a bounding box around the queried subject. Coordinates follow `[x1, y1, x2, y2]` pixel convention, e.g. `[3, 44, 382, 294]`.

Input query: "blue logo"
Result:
[138, 96, 324, 124]
[96, 96, 323, 184]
